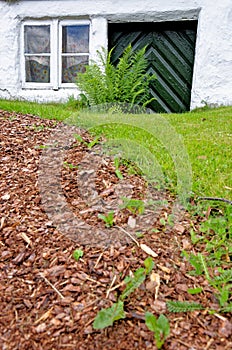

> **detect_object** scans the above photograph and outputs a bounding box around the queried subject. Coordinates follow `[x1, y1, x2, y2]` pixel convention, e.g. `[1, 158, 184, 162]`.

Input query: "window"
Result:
[22, 20, 90, 89]
[24, 25, 51, 84]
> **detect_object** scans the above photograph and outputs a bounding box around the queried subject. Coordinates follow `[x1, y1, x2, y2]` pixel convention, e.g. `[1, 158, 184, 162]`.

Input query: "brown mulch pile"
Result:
[0, 110, 231, 350]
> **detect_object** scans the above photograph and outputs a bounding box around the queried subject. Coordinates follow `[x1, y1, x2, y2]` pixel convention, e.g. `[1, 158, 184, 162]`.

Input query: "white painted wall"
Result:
[0, 0, 231, 109]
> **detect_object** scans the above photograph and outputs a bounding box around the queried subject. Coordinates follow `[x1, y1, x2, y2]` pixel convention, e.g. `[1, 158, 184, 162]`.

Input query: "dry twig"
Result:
[39, 273, 65, 299]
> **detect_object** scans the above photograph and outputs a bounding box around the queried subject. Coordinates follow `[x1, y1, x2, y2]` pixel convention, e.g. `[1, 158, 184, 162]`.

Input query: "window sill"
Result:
[22, 84, 78, 90]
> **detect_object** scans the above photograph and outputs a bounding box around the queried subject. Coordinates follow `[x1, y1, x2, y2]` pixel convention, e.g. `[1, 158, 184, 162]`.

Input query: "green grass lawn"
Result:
[0, 99, 231, 199]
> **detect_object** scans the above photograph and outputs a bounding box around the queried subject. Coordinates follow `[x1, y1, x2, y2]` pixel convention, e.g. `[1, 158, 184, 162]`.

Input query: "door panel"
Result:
[108, 21, 197, 113]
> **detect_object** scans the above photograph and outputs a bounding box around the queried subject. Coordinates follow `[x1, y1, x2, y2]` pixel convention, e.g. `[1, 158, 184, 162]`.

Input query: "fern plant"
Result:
[76, 45, 156, 109]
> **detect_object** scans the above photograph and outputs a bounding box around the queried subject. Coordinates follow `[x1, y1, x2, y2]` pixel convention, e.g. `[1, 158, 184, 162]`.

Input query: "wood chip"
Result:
[20, 232, 33, 247]
[34, 307, 54, 325]
[140, 243, 158, 257]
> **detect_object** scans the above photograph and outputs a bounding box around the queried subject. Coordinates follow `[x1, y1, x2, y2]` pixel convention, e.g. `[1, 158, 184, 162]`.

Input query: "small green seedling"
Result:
[159, 218, 166, 226]
[35, 142, 58, 150]
[190, 228, 204, 245]
[98, 211, 114, 228]
[73, 133, 100, 149]
[145, 312, 170, 349]
[120, 197, 145, 215]
[114, 157, 124, 180]
[35, 144, 52, 149]
[32, 124, 45, 131]
[120, 256, 154, 300]
[73, 133, 86, 144]
[135, 232, 144, 239]
[167, 214, 174, 226]
[87, 136, 101, 149]
[8, 115, 16, 121]
[63, 161, 78, 169]
[182, 251, 204, 276]
[72, 249, 84, 261]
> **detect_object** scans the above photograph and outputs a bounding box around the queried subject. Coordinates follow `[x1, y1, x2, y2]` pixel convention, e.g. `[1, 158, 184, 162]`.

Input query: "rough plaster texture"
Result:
[0, 0, 231, 109]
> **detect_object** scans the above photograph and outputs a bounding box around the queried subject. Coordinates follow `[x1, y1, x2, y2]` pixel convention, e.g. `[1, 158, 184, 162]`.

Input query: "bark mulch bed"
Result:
[0, 110, 231, 349]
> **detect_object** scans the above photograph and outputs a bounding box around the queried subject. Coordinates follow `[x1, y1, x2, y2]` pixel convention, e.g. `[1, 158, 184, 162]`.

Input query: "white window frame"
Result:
[21, 19, 90, 90]
[59, 20, 90, 88]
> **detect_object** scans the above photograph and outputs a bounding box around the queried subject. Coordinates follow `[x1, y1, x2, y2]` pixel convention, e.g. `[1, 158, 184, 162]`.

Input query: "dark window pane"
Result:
[24, 25, 50, 54]
[62, 25, 89, 53]
[25, 56, 50, 83]
[62, 56, 88, 83]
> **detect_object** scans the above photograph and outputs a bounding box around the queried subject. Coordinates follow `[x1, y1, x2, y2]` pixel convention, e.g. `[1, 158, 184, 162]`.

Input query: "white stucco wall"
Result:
[0, 0, 232, 110]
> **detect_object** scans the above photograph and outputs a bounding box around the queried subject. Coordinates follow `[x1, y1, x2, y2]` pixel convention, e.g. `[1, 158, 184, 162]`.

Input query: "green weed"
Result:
[63, 161, 78, 170]
[145, 312, 170, 349]
[113, 157, 124, 180]
[93, 257, 154, 330]
[167, 300, 204, 312]
[72, 249, 84, 261]
[120, 197, 145, 215]
[98, 211, 115, 228]
[73, 133, 100, 149]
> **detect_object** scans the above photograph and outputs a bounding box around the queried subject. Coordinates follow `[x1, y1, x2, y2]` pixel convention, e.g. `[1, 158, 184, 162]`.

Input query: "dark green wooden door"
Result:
[108, 21, 197, 113]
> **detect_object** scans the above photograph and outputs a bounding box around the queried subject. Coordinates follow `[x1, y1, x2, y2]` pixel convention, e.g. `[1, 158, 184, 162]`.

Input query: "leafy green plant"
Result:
[73, 133, 100, 149]
[213, 268, 232, 285]
[135, 232, 144, 239]
[167, 300, 204, 313]
[65, 94, 89, 110]
[87, 136, 101, 149]
[26, 123, 47, 132]
[63, 161, 78, 170]
[76, 45, 156, 108]
[145, 312, 170, 349]
[120, 158, 143, 176]
[93, 300, 126, 329]
[113, 157, 124, 180]
[210, 268, 232, 307]
[73, 133, 85, 144]
[216, 286, 230, 307]
[35, 144, 55, 149]
[72, 249, 84, 261]
[120, 197, 145, 215]
[187, 205, 232, 312]
[167, 214, 175, 226]
[98, 211, 115, 228]
[189, 228, 204, 245]
[221, 303, 232, 313]
[199, 207, 232, 266]
[93, 257, 154, 330]
[120, 256, 154, 300]
[185, 252, 204, 276]
[183, 249, 232, 311]
[159, 218, 166, 226]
